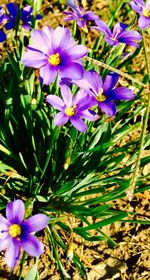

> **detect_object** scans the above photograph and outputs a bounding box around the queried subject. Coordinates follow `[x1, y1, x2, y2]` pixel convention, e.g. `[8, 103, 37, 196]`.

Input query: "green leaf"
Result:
[24, 264, 37, 280]
[0, 161, 13, 172]
[74, 212, 128, 232]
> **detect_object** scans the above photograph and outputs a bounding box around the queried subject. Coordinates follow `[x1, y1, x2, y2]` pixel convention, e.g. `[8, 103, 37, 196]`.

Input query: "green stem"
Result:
[18, 251, 26, 280]
[129, 31, 150, 194]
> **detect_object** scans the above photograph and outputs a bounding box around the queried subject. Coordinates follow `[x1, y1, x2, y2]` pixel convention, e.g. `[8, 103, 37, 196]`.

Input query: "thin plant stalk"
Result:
[128, 30, 150, 196]
[86, 56, 147, 88]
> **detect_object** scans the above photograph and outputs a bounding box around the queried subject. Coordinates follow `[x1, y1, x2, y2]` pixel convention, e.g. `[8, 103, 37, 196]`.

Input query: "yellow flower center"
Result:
[65, 105, 76, 117]
[9, 224, 21, 238]
[143, 8, 150, 17]
[48, 53, 60, 66]
[96, 88, 106, 102]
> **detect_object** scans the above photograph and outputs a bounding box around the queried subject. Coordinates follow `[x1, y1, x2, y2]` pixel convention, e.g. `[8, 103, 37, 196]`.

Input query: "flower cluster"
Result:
[0, 199, 49, 269]
[0, 3, 42, 42]
[64, 0, 142, 47]
[0, 0, 147, 272]
[22, 23, 135, 131]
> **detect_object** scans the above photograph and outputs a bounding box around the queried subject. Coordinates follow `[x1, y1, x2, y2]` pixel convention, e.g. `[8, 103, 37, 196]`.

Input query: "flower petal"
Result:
[82, 11, 99, 21]
[22, 214, 49, 233]
[0, 214, 10, 226]
[73, 90, 95, 111]
[103, 73, 120, 93]
[130, 1, 142, 13]
[6, 199, 25, 224]
[22, 23, 30, 30]
[43, 26, 54, 40]
[46, 95, 64, 111]
[21, 49, 47, 68]
[109, 88, 135, 100]
[112, 23, 128, 37]
[54, 112, 69, 126]
[70, 116, 87, 132]
[119, 30, 142, 46]
[73, 90, 88, 105]
[84, 70, 103, 93]
[61, 85, 73, 107]
[5, 20, 16, 30]
[64, 13, 76, 22]
[138, 15, 150, 29]
[79, 110, 99, 121]
[72, 77, 91, 90]
[0, 238, 9, 252]
[98, 100, 117, 116]
[21, 233, 44, 257]
[67, 45, 87, 60]
[66, 0, 78, 10]
[119, 30, 142, 40]
[119, 39, 140, 47]
[53, 26, 74, 50]
[0, 30, 6, 42]
[5, 238, 20, 269]
[59, 62, 84, 80]
[93, 20, 111, 36]
[6, 3, 18, 18]
[133, 0, 145, 6]
[105, 37, 119, 46]
[40, 64, 57, 85]
[146, 0, 150, 8]
[76, 93, 96, 111]
[0, 215, 9, 239]
[29, 29, 51, 54]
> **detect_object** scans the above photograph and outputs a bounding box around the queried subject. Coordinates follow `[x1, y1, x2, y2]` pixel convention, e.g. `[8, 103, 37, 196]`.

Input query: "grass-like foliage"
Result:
[0, 0, 150, 278]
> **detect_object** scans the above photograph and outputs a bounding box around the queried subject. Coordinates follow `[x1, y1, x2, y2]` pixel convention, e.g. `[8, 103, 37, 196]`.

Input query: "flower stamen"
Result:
[48, 53, 60, 66]
[9, 224, 21, 238]
[143, 8, 150, 17]
[65, 105, 76, 116]
[111, 28, 120, 41]
[96, 88, 106, 102]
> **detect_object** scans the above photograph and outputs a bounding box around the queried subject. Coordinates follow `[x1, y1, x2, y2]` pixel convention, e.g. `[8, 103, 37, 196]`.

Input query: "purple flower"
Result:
[130, 0, 150, 29]
[46, 85, 98, 132]
[0, 6, 6, 42]
[64, 3, 99, 28]
[66, 0, 78, 10]
[0, 30, 6, 42]
[22, 26, 87, 85]
[5, 3, 42, 30]
[0, 199, 49, 269]
[0, 6, 5, 25]
[74, 70, 135, 117]
[93, 20, 142, 47]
